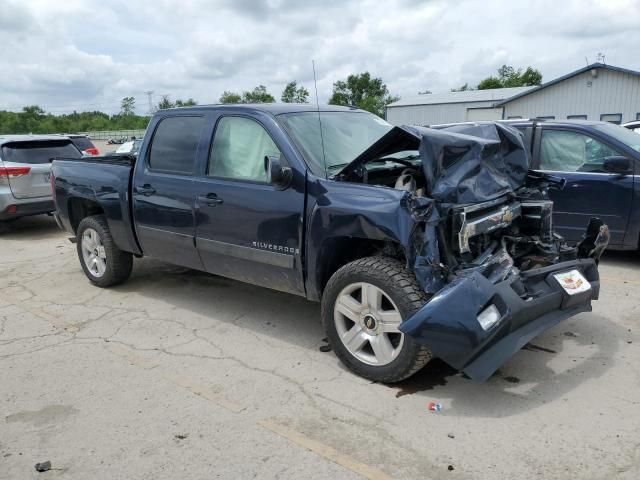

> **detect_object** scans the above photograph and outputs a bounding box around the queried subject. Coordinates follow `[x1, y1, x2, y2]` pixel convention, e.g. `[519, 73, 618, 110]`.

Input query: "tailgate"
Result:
[1, 140, 81, 199]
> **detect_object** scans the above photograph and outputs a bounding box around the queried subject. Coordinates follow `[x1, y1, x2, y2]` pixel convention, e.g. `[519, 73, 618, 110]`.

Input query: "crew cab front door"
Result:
[193, 114, 305, 295]
[535, 127, 634, 246]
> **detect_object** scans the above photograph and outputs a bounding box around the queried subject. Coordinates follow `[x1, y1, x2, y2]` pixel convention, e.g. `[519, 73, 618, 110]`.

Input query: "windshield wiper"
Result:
[327, 162, 348, 171]
[368, 156, 421, 166]
[378, 154, 421, 161]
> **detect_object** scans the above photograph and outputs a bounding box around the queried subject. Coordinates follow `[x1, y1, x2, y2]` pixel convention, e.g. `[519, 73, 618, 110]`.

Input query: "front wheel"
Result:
[76, 215, 133, 287]
[321, 256, 432, 383]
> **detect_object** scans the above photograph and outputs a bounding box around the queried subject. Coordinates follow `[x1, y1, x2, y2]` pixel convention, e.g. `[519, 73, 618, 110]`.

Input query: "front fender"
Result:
[304, 178, 428, 300]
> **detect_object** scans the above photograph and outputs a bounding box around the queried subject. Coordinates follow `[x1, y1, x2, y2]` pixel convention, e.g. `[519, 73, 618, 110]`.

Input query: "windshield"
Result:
[593, 123, 640, 153]
[278, 111, 393, 176]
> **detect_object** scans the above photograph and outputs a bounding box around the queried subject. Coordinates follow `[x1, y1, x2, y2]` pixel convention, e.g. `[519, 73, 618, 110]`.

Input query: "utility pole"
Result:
[145, 90, 154, 115]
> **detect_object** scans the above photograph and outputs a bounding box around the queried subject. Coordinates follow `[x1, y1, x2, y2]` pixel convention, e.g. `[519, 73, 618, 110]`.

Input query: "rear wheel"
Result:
[321, 256, 432, 383]
[76, 215, 132, 287]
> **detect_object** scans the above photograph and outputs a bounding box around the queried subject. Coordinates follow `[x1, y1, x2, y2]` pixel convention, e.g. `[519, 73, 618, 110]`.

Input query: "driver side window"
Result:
[540, 130, 620, 173]
[208, 116, 281, 182]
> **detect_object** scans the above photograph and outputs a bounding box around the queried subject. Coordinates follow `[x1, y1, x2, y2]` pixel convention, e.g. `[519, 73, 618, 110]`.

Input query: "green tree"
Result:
[120, 96, 136, 116]
[477, 65, 543, 90]
[174, 98, 197, 107]
[519, 67, 543, 87]
[219, 91, 242, 103]
[328, 72, 398, 118]
[281, 81, 309, 103]
[219, 86, 275, 104]
[0, 107, 150, 135]
[242, 85, 275, 103]
[477, 76, 503, 90]
[157, 95, 174, 110]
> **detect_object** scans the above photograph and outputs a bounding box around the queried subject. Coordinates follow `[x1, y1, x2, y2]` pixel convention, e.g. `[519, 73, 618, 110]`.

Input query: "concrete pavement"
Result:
[1, 215, 639, 479]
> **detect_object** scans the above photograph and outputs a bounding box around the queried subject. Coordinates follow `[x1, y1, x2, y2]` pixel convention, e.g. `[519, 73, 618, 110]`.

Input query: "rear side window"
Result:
[1, 140, 81, 164]
[70, 136, 94, 150]
[149, 116, 205, 173]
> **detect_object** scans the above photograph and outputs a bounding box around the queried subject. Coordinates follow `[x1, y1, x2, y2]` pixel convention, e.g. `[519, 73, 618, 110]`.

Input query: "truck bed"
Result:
[51, 154, 140, 255]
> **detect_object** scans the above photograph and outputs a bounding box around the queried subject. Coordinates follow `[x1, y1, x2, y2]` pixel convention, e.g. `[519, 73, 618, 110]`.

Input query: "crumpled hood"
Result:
[336, 122, 530, 204]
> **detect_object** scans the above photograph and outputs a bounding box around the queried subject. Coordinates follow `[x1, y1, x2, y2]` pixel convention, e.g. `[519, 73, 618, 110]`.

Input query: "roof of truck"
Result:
[156, 103, 368, 116]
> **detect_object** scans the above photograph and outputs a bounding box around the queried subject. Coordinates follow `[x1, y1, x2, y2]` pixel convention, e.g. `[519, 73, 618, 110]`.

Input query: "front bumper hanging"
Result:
[400, 258, 600, 381]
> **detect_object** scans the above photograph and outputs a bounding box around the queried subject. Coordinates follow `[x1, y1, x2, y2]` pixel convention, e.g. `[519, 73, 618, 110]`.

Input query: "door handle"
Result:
[134, 184, 156, 196]
[197, 193, 224, 207]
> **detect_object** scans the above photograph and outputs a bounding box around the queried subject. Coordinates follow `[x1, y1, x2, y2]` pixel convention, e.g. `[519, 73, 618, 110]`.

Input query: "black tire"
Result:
[321, 256, 432, 383]
[76, 215, 133, 287]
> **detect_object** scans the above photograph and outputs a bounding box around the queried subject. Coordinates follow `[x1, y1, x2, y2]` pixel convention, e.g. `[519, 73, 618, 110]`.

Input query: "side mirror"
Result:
[264, 155, 292, 189]
[603, 156, 632, 174]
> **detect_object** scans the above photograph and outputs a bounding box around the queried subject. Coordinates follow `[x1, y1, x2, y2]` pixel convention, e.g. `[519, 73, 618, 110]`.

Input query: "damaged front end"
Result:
[337, 121, 609, 381]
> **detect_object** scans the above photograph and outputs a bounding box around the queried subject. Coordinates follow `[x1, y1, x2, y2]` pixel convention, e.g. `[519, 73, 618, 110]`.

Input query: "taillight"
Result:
[0, 166, 31, 178]
[83, 148, 99, 156]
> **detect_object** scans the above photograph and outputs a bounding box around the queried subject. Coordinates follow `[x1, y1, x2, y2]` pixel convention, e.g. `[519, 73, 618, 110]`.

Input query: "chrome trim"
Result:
[197, 237, 295, 269]
[457, 202, 522, 253]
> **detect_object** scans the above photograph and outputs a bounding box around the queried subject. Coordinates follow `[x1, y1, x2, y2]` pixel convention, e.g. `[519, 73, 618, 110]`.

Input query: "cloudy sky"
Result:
[1, 0, 639, 114]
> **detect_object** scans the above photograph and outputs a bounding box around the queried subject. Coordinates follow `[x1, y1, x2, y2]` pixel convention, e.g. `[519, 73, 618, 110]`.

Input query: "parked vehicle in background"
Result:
[1, 135, 82, 222]
[114, 139, 142, 155]
[436, 119, 640, 251]
[622, 120, 640, 133]
[63, 134, 99, 156]
[51, 105, 606, 383]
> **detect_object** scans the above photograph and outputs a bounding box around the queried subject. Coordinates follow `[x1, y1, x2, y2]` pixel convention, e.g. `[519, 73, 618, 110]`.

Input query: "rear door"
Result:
[193, 113, 306, 295]
[534, 126, 634, 245]
[132, 115, 207, 269]
[1, 140, 81, 199]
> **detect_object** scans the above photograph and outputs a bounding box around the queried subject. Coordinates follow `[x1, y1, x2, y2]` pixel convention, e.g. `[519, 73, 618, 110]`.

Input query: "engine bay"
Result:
[332, 122, 609, 295]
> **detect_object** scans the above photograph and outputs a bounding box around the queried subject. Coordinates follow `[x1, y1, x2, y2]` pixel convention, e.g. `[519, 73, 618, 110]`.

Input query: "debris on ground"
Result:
[319, 339, 331, 352]
[34, 461, 51, 472]
[427, 402, 442, 412]
[448, 465, 455, 471]
[447, 433, 455, 439]
[174, 433, 188, 440]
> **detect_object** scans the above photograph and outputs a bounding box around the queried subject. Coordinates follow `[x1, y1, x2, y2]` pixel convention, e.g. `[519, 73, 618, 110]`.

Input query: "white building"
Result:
[386, 63, 640, 126]
[385, 87, 534, 126]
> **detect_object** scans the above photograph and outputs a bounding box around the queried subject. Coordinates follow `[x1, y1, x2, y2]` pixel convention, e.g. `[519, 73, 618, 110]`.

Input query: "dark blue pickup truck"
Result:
[51, 105, 608, 382]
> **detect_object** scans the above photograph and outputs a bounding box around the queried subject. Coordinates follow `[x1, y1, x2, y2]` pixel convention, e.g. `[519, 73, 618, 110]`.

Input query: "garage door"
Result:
[466, 107, 504, 121]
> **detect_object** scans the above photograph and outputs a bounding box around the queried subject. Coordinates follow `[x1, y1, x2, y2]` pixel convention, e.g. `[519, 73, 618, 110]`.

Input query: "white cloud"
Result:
[0, 0, 639, 114]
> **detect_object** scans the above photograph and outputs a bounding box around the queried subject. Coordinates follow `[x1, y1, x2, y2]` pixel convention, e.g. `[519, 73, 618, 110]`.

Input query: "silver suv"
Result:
[0, 135, 82, 222]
